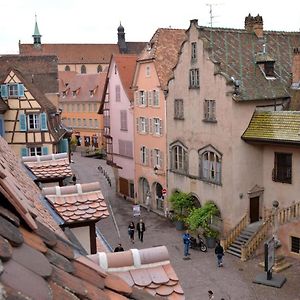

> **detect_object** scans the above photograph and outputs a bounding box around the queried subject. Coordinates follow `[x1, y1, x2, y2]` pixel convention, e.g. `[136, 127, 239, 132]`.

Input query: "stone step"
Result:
[226, 248, 241, 258]
[231, 242, 243, 249]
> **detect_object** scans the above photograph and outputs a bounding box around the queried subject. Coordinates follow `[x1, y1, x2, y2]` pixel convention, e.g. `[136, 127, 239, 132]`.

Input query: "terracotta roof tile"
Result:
[43, 183, 109, 224]
[0, 235, 13, 261]
[51, 238, 74, 260]
[104, 273, 133, 295]
[45, 248, 75, 273]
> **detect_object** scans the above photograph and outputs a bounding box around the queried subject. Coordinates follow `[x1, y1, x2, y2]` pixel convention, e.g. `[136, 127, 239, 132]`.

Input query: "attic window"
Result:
[264, 62, 275, 77]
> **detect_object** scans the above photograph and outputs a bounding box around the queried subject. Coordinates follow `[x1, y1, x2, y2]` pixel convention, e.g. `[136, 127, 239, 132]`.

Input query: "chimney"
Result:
[292, 47, 300, 83]
[244, 14, 264, 38]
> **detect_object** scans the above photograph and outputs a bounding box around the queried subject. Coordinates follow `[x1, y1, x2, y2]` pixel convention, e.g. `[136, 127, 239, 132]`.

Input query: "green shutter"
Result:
[18, 84, 25, 97]
[59, 138, 69, 153]
[0, 85, 8, 99]
[40, 112, 48, 131]
[42, 146, 48, 155]
[0, 116, 4, 137]
[21, 148, 28, 157]
[19, 113, 27, 131]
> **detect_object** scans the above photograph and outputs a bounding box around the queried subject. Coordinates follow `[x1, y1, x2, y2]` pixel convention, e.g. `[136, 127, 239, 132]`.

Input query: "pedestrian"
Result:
[72, 174, 77, 185]
[136, 219, 146, 242]
[182, 229, 191, 259]
[114, 243, 124, 252]
[145, 192, 151, 212]
[208, 290, 214, 299]
[215, 240, 224, 267]
[128, 221, 135, 244]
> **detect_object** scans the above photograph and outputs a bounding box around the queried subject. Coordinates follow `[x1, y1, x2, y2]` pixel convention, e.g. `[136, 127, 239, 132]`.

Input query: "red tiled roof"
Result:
[138, 28, 186, 90]
[43, 182, 109, 224]
[22, 153, 72, 180]
[90, 246, 184, 300]
[113, 55, 137, 100]
[0, 136, 162, 299]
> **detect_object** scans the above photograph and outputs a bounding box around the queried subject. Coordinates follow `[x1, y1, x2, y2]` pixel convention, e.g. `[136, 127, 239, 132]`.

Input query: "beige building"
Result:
[166, 14, 300, 241]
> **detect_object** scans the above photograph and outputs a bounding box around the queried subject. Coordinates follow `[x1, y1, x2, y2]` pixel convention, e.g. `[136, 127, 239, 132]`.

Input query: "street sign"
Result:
[162, 188, 167, 196]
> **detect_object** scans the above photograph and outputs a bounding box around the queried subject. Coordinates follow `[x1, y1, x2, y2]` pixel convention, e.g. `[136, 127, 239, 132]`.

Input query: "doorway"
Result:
[250, 196, 260, 223]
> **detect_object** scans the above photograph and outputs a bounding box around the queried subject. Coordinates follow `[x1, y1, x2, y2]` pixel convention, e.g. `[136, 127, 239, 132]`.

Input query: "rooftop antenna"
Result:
[206, 3, 222, 27]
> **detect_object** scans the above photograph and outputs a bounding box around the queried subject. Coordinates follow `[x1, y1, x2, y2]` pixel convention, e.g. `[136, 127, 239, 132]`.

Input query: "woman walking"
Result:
[128, 221, 135, 244]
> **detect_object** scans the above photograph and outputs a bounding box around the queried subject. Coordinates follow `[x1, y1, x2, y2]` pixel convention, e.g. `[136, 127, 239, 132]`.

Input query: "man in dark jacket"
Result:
[136, 219, 146, 242]
[215, 241, 224, 267]
[114, 243, 124, 252]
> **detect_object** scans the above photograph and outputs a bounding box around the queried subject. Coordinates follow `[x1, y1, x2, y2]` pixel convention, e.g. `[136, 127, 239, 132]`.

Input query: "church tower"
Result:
[117, 22, 127, 54]
[32, 15, 42, 47]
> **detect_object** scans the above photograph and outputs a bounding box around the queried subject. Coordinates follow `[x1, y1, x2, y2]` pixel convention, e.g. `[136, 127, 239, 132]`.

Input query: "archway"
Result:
[190, 194, 201, 208]
[138, 177, 150, 205]
[154, 182, 163, 211]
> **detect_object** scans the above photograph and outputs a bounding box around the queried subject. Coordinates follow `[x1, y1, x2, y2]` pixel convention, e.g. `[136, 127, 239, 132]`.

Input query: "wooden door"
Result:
[250, 196, 260, 223]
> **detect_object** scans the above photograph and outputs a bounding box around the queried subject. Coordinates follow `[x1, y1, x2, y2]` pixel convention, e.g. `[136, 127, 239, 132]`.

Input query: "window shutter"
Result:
[19, 113, 27, 131]
[20, 147, 28, 157]
[135, 91, 139, 106]
[59, 138, 69, 153]
[0, 85, 8, 99]
[204, 100, 208, 119]
[42, 146, 48, 155]
[149, 118, 153, 134]
[136, 117, 139, 133]
[145, 148, 149, 165]
[160, 119, 163, 135]
[144, 91, 148, 106]
[40, 112, 48, 131]
[150, 149, 153, 167]
[0, 117, 4, 137]
[17, 84, 25, 98]
[148, 91, 152, 106]
[216, 161, 221, 183]
[140, 147, 143, 164]
[159, 151, 164, 169]
[145, 118, 149, 133]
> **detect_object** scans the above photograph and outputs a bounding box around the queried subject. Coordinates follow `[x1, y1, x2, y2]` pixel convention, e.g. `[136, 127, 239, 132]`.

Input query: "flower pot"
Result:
[205, 236, 216, 248]
[175, 220, 185, 231]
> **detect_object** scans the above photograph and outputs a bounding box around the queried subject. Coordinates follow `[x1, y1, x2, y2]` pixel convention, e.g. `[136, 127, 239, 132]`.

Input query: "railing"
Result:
[241, 219, 271, 261]
[241, 201, 300, 261]
[221, 213, 249, 250]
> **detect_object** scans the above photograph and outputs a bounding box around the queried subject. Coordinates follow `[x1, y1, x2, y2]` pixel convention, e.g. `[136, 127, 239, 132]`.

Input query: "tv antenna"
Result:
[206, 3, 222, 27]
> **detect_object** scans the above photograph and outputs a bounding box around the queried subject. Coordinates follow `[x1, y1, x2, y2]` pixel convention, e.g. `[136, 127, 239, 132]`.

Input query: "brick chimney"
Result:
[292, 47, 300, 83]
[245, 14, 264, 38]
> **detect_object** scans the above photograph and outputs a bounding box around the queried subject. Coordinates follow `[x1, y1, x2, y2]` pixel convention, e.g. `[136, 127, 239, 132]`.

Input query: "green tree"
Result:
[169, 191, 194, 222]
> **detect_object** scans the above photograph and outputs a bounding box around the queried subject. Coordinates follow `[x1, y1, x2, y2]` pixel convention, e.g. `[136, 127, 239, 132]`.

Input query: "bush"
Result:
[186, 201, 220, 238]
[169, 191, 194, 222]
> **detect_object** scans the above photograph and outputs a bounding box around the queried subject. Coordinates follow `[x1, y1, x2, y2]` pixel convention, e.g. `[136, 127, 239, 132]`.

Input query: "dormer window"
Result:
[255, 52, 276, 79]
[264, 61, 275, 77]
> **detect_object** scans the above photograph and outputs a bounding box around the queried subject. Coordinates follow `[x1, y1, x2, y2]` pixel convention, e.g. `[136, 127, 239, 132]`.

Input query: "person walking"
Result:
[182, 229, 191, 259]
[114, 243, 124, 252]
[136, 219, 146, 242]
[215, 240, 224, 267]
[208, 290, 214, 299]
[128, 221, 135, 244]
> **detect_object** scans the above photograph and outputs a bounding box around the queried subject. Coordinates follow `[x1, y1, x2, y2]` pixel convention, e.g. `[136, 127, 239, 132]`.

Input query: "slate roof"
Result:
[19, 43, 146, 64]
[242, 111, 300, 144]
[137, 28, 186, 91]
[22, 153, 72, 181]
[0, 55, 59, 94]
[89, 247, 184, 300]
[194, 22, 300, 101]
[43, 182, 109, 224]
[0, 136, 167, 299]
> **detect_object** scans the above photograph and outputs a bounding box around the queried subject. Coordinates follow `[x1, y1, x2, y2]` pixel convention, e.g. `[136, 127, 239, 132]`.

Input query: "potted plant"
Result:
[186, 201, 220, 248]
[168, 191, 194, 230]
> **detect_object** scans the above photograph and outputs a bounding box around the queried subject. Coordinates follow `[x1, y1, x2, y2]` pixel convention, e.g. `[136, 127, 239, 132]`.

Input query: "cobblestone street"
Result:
[71, 152, 300, 300]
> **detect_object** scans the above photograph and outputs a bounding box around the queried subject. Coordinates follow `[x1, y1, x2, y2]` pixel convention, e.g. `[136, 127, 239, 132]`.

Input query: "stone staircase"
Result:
[226, 221, 262, 258]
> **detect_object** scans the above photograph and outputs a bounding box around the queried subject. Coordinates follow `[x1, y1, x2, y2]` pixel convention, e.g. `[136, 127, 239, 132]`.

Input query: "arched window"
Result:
[170, 142, 188, 173]
[199, 145, 222, 184]
[97, 65, 102, 73]
[65, 65, 70, 71]
[81, 65, 86, 74]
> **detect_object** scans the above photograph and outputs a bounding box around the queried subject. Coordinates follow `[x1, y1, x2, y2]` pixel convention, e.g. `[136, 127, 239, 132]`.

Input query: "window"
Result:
[189, 68, 199, 88]
[140, 146, 148, 165]
[174, 99, 184, 119]
[146, 65, 150, 77]
[81, 65, 86, 74]
[119, 140, 133, 158]
[82, 104, 85, 112]
[120, 110, 127, 131]
[170, 143, 188, 172]
[94, 103, 97, 112]
[152, 149, 163, 169]
[273, 152, 292, 184]
[153, 118, 163, 135]
[264, 62, 275, 77]
[27, 114, 40, 130]
[72, 91, 76, 97]
[153, 90, 159, 106]
[72, 118, 76, 127]
[1, 83, 24, 99]
[116, 85, 121, 102]
[94, 119, 98, 128]
[89, 119, 93, 128]
[137, 117, 148, 133]
[291, 236, 300, 253]
[78, 118, 81, 127]
[65, 65, 70, 71]
[77, 103, 80, 112]
[191, 42, 197, 61]
[8, 84, 18, 97]
[83, 118, 87, 127]
[138, 91, 147, 106]
[88, 103, 92, 112]
[204, 100, 216, 121]
[200, 148, 221, 184]
[29, 147, 42, 156]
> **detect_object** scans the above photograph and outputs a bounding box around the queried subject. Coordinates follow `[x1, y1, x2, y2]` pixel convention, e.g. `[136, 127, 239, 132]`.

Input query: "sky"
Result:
[1, 0, 300, 54]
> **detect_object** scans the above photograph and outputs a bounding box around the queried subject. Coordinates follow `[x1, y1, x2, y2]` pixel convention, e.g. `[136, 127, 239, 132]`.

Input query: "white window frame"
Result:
[140, 146, 148, 165]
[140, 117, 147, 133]
[153, 118, 161, 135]
[154, 149, 161, 168]
[170, 143, 188, 172]
[29, 147, 42, 156]
[139, 91, 147, 106]
[27, 114, 40, 130]
[8, 84, 18, 98]
[153, 90, 159, 106]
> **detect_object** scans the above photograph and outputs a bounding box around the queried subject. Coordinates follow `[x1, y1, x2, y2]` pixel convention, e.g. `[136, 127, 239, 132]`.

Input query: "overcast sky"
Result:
[1, 0, 299, 54]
